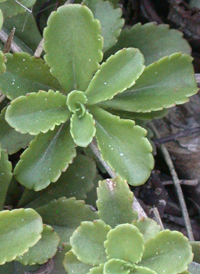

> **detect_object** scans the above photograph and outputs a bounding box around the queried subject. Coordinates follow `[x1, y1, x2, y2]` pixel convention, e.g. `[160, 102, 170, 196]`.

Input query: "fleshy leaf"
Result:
[89, 264, 104, 274]
[19, 154, 96, 208]
[70, 220, 111, 265]
[63, 250, 92, 274]
[132, 218, 161, 243]
[190, 241, 200, 263]
[0, 9, 3, 30]
[36, 197, 98, 245]
[105, 22, 191, 65]
[85, 48, 144, 105]
[6, 90, 70, 135]
[83, 0, 124, 52]
[0, 0, 36, 17]
[133, 266, 157, 274]
[104, 259, 132, 274]
[89, 106, 154, 186]
[13, 123, 76, 191]
[70, 111, 96, 147]
[108, 109, 169, 121]
[138, 230, 193, 274]
[0, 51, 5, 73]
[0, 208, 43, 265]
[43, 4, 103, 92]
[0, 53, 62, 100]
[16, 225, 60, 265]
[0, 148, 12, 210]
[0, 107, 33, 155]
[96, 177, 135, 227]
[100, 53, 198, 113]
[105, 224, 144, 264]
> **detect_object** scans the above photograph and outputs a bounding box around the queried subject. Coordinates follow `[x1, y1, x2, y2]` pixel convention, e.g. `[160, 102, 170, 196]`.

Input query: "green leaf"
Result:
[0, 52, 62, 100]
[0, 208, 43, 265]
[132, 218, 161, 243]
[13, 123, 76, 191]
[190, 241, 200, 263]
[0, 0, 36, 17]
[0, 50, 6, 74]
[4, 11, 42, 53]
[133, 266, 157, 274]
[105, 22, 191, 66]
[36, 197, 98, 245]
[16, 225, 60, 265]
[104, 259, 132, 274]
[85, 173, 101, 208]
[90, 106, 154, 186]
[0, 148, 12, 210]
[0, 10, 3, 31]
[19, 154, 96, 208]
[138, 230, 193, 274]
[6, 90, 70, 135]
[105, 224, 144, 264]
[85, 48, 144, 105]
[88, 264, 104, 274]
[43, 4, 103, 93]
[100, 53, 198, 113]
[70, 111, 96, 147]
[63, 250, 92, 274]
[83, 0, 124, 52]
[108, 109, 169, 121]
[0, 107, 33, 155]
[70, 220, 111, 265]
[96, 177, 135, 227]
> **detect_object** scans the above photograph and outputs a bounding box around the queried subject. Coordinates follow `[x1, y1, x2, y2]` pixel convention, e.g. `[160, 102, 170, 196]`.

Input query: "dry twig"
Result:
[149, 121, 194, 240]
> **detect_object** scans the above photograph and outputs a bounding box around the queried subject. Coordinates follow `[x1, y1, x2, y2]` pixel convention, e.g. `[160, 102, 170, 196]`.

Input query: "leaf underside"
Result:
[100, 53, 198, 113]
[90, 106, 154, 186]
[13, 122, 76, 191]
[43, 4, 103, 93]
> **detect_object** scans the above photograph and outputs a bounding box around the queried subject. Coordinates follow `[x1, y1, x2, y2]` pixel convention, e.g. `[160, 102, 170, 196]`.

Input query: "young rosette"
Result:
[63, 220, 193, 274]
[2, 3, 197, 191]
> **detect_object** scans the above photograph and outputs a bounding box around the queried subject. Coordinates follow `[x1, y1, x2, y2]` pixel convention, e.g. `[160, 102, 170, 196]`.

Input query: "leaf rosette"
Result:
[64, 221, 193, 274]
[1, 3, 197, 191]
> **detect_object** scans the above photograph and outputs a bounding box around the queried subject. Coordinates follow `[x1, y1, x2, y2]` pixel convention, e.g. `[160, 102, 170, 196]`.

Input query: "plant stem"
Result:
[89, 140, 147, 218]
[149, 122, 194, 240]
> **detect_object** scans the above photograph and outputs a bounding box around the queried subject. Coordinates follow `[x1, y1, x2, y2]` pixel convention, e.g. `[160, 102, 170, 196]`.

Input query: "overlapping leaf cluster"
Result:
[0, 2, 198, 193]
[64, 177, 193, 274]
